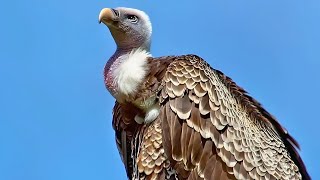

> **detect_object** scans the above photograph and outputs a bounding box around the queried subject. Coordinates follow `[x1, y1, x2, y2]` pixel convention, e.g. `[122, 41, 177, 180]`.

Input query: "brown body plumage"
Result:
[99, 7, 310, 180]
[111, 55, 309, 180]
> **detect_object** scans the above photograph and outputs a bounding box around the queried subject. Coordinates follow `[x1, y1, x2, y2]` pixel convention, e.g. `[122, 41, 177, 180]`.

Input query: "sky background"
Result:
[0, 0, 319, 179]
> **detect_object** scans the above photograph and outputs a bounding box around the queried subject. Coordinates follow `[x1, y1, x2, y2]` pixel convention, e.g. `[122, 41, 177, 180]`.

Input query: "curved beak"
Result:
[99, 8, 119, 25]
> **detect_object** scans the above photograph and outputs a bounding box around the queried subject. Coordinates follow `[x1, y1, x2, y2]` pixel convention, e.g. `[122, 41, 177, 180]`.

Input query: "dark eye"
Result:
[127, 15, 138, 23]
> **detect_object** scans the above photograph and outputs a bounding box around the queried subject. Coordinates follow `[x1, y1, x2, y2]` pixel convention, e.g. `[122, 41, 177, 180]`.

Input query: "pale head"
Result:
[99, 7, 152, 51]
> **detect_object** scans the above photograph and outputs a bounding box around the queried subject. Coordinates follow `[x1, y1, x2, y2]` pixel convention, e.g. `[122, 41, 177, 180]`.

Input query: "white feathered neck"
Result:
[105, 48, 151, 102]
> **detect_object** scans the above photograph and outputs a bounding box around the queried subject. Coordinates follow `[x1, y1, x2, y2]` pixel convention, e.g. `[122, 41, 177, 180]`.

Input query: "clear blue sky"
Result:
[0, 0, 319, 179]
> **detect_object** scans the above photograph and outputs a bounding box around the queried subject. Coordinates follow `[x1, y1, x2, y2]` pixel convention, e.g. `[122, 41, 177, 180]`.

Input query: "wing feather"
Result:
[157, 55, 309, 180]
[112, 102, 141, 179]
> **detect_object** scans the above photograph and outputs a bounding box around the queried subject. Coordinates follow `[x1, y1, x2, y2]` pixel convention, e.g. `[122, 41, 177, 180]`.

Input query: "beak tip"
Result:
[99, 8, 114, 26]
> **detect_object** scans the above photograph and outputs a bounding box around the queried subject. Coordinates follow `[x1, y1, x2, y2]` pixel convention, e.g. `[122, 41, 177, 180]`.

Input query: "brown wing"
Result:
[158, 55, 310, 180]
[112, 102, 142, 179]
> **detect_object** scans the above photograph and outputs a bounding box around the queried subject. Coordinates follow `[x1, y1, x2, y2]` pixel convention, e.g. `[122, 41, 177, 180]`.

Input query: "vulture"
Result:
[99, 7, 310, 180]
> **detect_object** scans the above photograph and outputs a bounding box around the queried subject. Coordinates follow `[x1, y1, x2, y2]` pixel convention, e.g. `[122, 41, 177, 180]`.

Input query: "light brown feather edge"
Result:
[157, 55, 310, 180]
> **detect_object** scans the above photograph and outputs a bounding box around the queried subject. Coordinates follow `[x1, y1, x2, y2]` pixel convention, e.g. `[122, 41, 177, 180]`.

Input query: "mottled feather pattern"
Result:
[112, 55, 309, 180]
[134, 118, 173, 180]
[158, 55, 308, 179]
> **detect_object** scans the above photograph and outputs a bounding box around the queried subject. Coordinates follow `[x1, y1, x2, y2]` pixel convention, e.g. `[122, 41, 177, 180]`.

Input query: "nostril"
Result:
[111, 8, 119, 17]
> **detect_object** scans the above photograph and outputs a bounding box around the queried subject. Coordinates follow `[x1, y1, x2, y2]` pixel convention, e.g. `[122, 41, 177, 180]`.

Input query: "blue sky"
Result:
[0, 0, 319, 179]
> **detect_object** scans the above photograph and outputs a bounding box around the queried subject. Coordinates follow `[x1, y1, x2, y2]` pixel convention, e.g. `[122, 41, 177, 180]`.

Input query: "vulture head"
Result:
[99, 7, 152, 51]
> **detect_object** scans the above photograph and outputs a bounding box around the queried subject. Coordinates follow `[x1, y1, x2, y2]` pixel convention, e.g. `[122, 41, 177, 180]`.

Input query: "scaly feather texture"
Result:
[111, 55, 310, 180]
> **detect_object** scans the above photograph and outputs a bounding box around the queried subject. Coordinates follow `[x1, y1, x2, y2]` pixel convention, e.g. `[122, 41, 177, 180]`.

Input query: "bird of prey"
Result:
[99, 7, 310, 180]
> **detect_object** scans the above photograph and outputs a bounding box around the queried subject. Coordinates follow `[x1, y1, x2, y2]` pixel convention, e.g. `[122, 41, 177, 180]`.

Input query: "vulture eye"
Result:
[127, 15, 139, 23]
